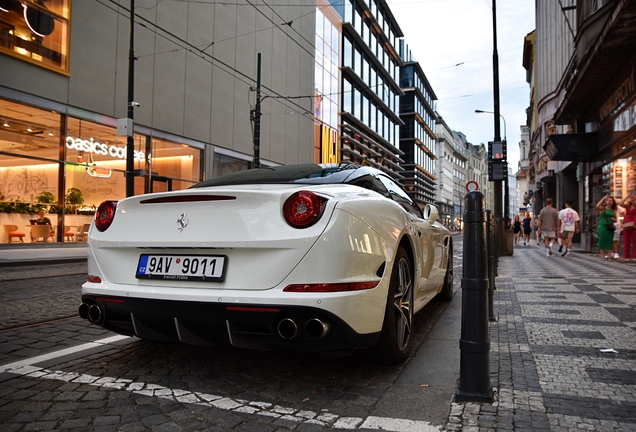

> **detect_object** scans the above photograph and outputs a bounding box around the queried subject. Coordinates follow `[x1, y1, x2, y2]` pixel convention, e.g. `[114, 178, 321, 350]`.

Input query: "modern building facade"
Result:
[336, 0, 405, 179]
[437, 119, 493, 229]
[314, 1, 342, 164]
[451, 131, 469, 230]
[435, 118, 458, 228]
[1, 0, 452, 244]
[0, 0, 319, 240]
[398, 41, 438, 208]
[467, 142, 492, 213]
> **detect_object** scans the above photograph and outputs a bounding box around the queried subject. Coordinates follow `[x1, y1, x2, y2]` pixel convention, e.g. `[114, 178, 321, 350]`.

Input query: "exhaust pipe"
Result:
[277, 318, 299, 340]
[78, 303, 89, 319]
[88, 304, 103, 323]
[305, 318, 331, 339]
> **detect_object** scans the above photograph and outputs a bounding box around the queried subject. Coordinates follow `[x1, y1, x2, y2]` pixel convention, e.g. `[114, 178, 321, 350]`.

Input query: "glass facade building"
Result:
[314, 2, 342, 164]
[398, 41, 438, 206]
[338, 0, 405, 179]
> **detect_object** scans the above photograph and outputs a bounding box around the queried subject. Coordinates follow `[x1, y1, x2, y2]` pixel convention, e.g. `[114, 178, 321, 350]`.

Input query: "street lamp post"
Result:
[475, 110, 506, 141]
[475, 109, 510, 222]
[125, 0, 136, 197]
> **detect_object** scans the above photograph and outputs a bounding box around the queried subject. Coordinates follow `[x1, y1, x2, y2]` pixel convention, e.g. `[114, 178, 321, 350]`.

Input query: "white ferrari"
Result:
[80, 163, 453, 364]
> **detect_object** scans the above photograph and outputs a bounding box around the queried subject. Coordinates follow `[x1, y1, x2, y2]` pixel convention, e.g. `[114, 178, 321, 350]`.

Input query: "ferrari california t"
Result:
[79, 163, 453, 364]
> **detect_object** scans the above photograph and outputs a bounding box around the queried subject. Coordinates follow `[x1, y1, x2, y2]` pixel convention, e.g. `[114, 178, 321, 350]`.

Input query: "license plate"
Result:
[136, 254, 227, 282]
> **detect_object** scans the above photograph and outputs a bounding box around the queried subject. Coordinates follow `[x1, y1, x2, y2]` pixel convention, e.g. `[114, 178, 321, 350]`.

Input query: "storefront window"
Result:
[2, 98, 203, 219]
[150, 137, 201, 191]
[0, 0, 70, 73]
[0, 100, 61, 202]
[213, 153, 249, 178]
[66, 118, 145, 208]
[0, 155, 58, 203]
[66, 119, 202, 201]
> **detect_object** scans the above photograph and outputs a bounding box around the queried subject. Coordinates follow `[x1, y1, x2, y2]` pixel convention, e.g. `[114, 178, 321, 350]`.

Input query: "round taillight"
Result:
[283, 191, 327, 228]
[95, 200, 118, 232]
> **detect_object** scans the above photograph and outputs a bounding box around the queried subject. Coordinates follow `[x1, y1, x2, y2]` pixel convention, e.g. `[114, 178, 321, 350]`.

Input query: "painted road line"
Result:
[0, 335, 131, 373]
[1, 335, 443, 431]
[17, 368, 443, 431]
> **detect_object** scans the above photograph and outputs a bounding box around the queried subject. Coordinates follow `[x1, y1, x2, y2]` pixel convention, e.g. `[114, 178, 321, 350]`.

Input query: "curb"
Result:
[0, 257, 87, 268]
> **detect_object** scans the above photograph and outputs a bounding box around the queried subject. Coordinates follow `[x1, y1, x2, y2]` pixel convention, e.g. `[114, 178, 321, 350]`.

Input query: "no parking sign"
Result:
[466, 181, 479, 192]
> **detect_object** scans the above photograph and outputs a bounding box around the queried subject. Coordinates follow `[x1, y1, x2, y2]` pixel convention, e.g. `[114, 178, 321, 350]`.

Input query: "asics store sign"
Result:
[66, 136, 147, 162]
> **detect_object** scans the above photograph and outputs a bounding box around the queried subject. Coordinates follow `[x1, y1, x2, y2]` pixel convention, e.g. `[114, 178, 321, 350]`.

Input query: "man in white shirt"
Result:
[558, 200, 580, 257]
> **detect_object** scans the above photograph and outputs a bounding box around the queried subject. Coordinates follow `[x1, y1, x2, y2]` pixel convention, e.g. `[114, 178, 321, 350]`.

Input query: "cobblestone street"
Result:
[448, 244, 636, 431]
[1, 241, 636, 431]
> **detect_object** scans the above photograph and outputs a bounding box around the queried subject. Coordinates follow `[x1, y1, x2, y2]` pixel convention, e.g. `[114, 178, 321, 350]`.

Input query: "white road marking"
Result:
[0, 335, 130, 374]
[0, 336, 443, 431]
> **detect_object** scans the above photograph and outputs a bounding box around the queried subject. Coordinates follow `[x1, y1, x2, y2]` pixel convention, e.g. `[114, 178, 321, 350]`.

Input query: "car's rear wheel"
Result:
[435, 249, 454, 301]
[374, 247, 413, 365]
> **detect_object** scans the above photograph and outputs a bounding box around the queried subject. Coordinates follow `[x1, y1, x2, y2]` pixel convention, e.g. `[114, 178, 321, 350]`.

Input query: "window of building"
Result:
[343, 79, 352, 113]
[362, 96, 369, 123]
[213, 153, 249, 178]
[354, 49, 362, 76]
[344, 37, 352, 68]
[1, 98, 202, 220]
[344, 0, 353, 23]
[0, 0, 70, 73]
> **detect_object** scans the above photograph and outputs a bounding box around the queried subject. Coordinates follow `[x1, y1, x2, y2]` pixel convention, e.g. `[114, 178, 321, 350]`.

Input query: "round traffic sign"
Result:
[466, 181, 479, 192]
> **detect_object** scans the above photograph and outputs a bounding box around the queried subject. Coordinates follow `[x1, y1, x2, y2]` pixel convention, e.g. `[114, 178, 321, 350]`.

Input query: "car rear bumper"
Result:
[79, 294, 381, 353]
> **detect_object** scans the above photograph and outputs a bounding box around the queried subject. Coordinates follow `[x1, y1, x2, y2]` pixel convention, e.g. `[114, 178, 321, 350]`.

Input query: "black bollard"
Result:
[455, 191, 493, 402]
[486, 210, 496, 322]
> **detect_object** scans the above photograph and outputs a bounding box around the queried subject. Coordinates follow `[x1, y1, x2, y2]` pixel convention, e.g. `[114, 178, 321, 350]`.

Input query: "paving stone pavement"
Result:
[447, 244, 636, 432]
[0, 265, 87, 331]
[2, 241, 636, 431]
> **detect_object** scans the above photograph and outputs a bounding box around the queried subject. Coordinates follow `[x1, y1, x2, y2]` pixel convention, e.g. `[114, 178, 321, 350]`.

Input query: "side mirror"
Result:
[423, 204, 439, 226]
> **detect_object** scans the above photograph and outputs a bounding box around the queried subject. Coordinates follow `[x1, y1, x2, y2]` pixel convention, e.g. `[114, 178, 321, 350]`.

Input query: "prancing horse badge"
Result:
[177, 213, 189, 232]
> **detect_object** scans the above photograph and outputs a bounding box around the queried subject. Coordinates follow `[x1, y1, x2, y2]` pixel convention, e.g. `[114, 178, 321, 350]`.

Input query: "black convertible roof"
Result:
[191, 163, 377, 188]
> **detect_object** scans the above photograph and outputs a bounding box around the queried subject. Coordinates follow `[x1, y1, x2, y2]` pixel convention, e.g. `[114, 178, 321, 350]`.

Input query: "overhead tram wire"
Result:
[95, 0, 314, 119]
[104, 0, 400, 114]
[94, 1, 416, 129]
[250, 0, 316, 58]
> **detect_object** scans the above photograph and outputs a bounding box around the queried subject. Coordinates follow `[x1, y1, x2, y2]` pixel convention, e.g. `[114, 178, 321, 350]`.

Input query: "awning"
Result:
[544, 133, 598, 162]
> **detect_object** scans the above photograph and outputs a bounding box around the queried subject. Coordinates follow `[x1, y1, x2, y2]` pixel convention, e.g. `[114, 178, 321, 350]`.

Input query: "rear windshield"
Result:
[191, 164, 362, 188]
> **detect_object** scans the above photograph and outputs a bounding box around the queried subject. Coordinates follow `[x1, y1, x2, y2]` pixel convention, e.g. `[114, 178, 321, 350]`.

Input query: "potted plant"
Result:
[35, 191, 57, 204]
[66, 187, 84, 214]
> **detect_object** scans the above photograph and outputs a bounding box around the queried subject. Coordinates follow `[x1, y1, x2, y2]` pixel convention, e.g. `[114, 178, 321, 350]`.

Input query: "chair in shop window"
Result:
[31, 224, 53, 242]
[76, 223, 91, 242]
[64, 226, 76, 242]
[4, 225, 26, 243]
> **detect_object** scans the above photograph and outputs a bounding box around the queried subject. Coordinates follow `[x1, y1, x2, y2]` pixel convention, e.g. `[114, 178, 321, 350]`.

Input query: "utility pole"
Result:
[491, 0, 505, 254]
[125, 0, 136, 197]
[251, 53, 262, 169]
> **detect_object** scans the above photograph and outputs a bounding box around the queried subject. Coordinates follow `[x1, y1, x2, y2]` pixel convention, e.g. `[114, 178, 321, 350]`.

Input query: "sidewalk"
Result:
[0, 242, 87, 266]
[448, 241, 636, 431]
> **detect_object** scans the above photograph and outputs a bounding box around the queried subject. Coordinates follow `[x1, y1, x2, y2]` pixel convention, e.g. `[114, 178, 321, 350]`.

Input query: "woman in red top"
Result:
[622, 192, 636, 261]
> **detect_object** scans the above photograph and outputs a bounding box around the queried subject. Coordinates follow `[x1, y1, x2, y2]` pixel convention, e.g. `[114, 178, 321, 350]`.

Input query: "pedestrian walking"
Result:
[621, 192, 636, 261]
[512, 215, 522, 246]
[558, 200, 579, 257]
[557, 205, 565, 254]
[538, 198, 559, 256]
[596, 194, 617, 260]
[534, 217, 541, 246]
[522, 211, 532, 245]
[612, 202, 626, 259]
